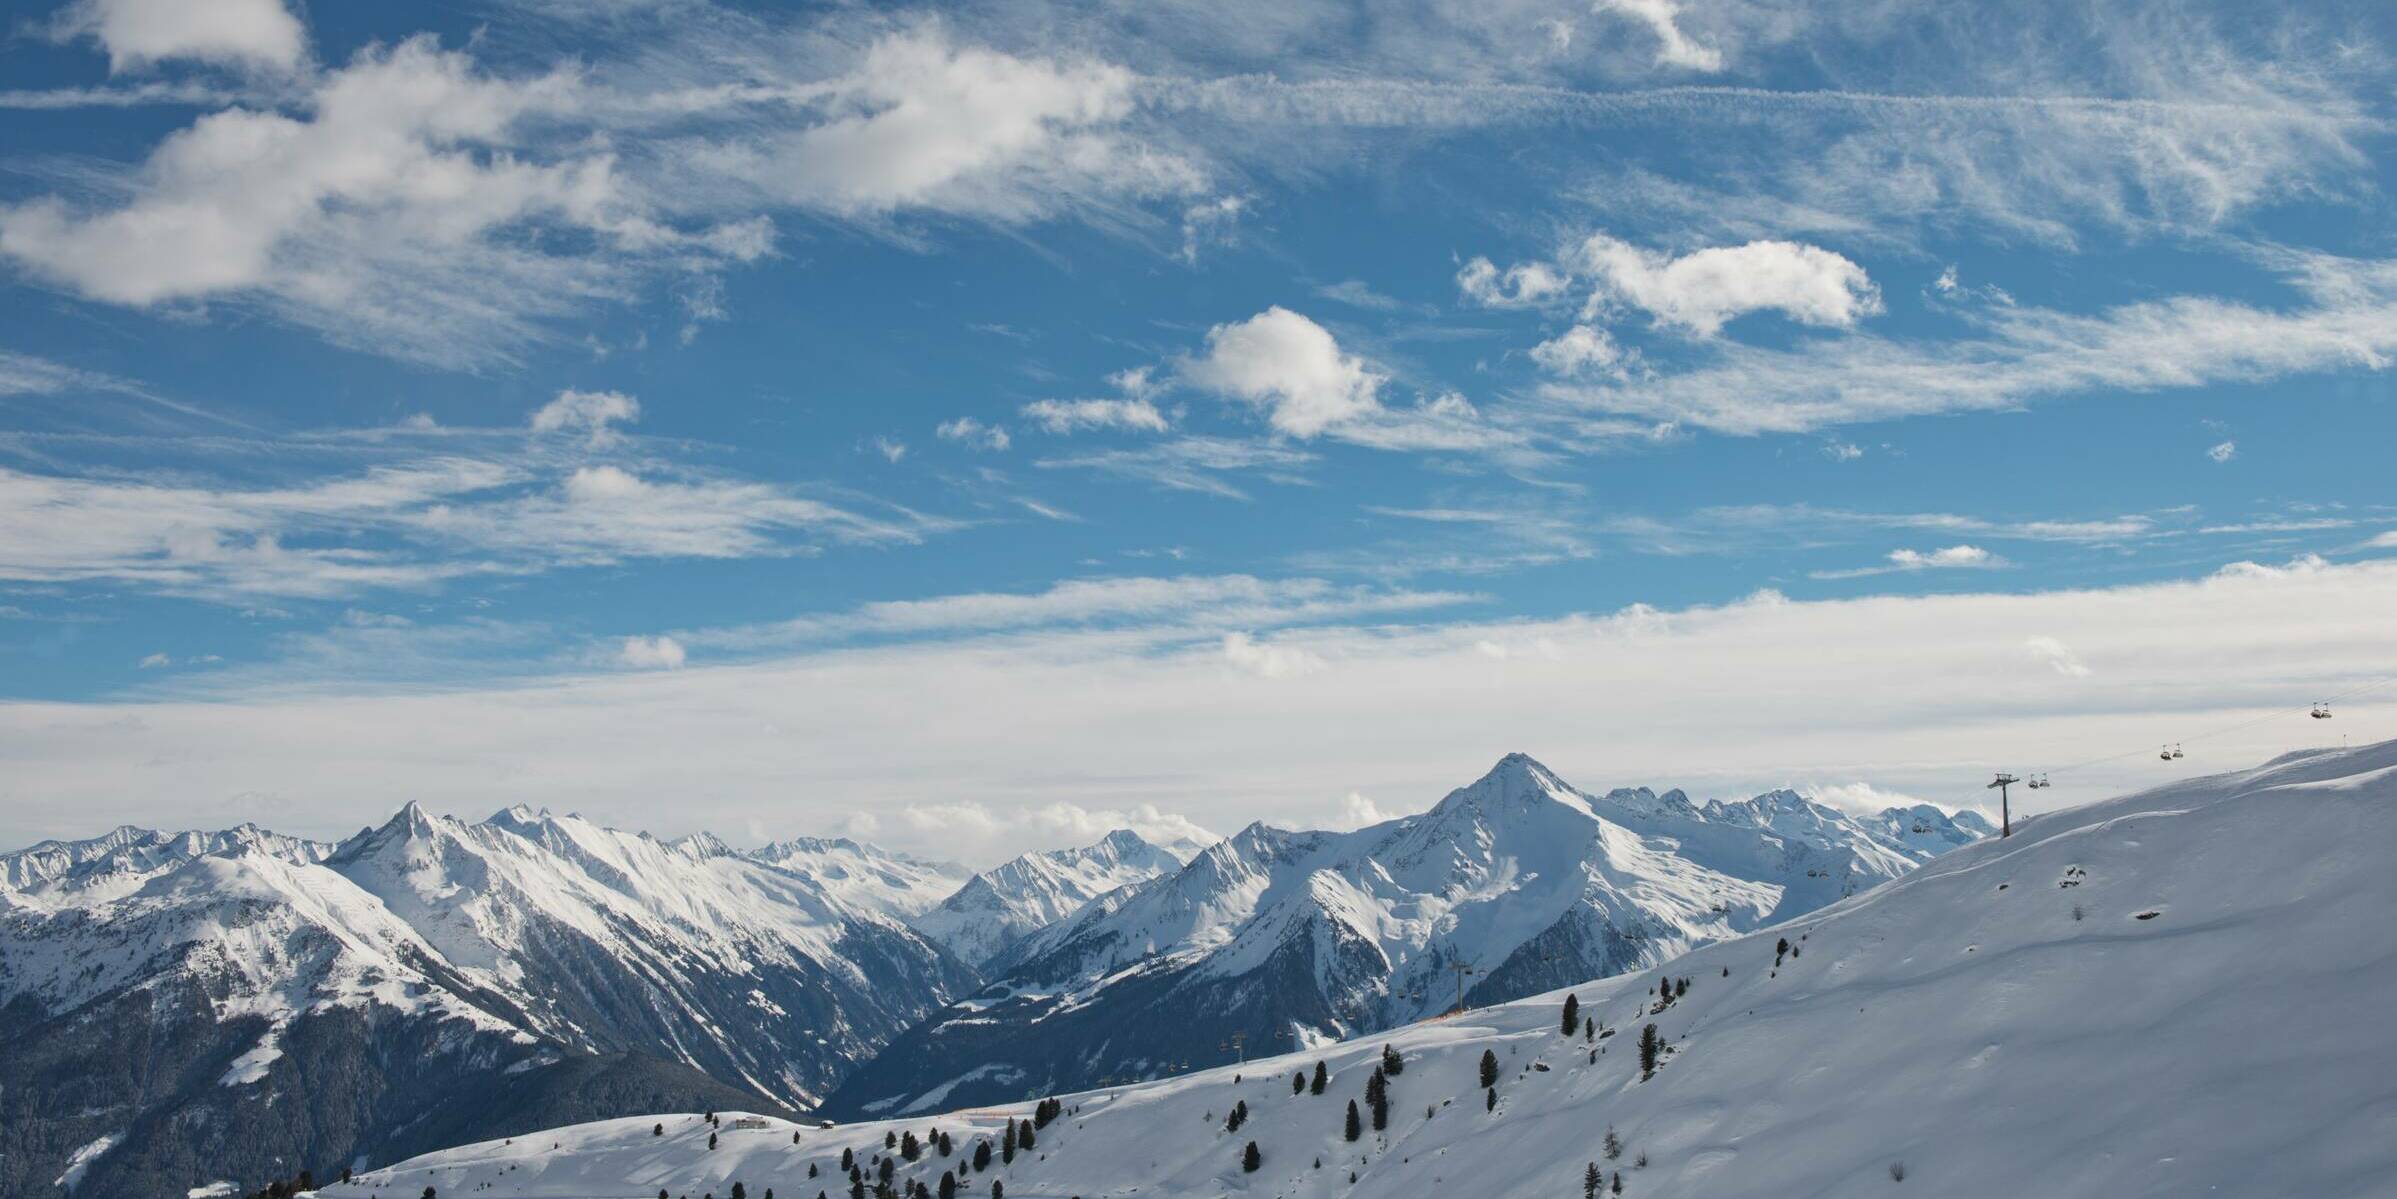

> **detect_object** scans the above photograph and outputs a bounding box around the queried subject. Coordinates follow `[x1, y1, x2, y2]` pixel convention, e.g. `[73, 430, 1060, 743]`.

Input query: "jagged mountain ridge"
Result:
[330, 736, 2397, 1199]
[823, 753, 1982, 1117]
[742, 834, 971, 920]
[907, 827, 1205, 968]
[0, 804, 976, 1199]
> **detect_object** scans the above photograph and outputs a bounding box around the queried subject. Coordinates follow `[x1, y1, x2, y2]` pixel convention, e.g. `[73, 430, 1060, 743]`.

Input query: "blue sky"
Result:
[2, 0, 2394, 858]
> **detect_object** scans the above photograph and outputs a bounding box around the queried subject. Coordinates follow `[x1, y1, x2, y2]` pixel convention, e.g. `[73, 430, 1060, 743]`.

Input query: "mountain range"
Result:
[0, 756, 1980, 1198]
[326, 736, 2397, 1199]
[822, 753, 1987, 1116]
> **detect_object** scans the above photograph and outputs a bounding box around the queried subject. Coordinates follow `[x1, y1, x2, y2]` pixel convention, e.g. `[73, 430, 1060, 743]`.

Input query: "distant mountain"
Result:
[908, 829, 1205, 968]
[0, 805, 975, 1199]
[824, 754, 1982, 1117]
[331, 737, 2397, 1199]
[743, 835, 971, 919]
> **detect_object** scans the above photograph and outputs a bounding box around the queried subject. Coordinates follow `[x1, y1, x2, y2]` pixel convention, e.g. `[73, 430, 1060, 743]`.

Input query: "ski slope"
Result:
[327, 738, 2397, 1199]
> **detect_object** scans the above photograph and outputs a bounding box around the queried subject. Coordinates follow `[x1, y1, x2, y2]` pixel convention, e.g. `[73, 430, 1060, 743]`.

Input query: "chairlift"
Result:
[2161, 745, 2173, 762]
[2171, 744, 2185, 760]
[2312, 702, 2333, 720]
[2027, 773, 2049, 790]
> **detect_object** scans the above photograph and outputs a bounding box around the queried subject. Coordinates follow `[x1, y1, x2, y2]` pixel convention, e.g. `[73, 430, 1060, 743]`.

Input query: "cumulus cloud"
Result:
[1328, 791, 1393, 830]
[1182, 307, 1385, 437]
[531, 389, 641, 447]
[1456, 257, 1572, 308]
[1221, 631, 1326, 677]
[1576, 233, 1882, 335]
[1593, 0, 1724, 72]
[935, 416, 1011, 451]
[619, 634, 687, 669]
[685, 25, 1201, 221]
[54, 0, 306, 73]
[2208, 440, 2238, 463]
[1529, 324, 1623, 376]
[2024, 635, 2092, 678]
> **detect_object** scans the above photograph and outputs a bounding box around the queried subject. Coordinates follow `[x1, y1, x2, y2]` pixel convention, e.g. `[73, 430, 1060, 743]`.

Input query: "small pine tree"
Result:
[939, 1131, 954, 1157]
[1485, 1086, 1496, 1112]
[1603, 1127, 1623, 1160]
[843, 1148, 856, 1172]
[1017, 1120, 1035, 1152]
[1344, 1099, 1362, 1142]
[1001, 1121, 1016, 1165]
[1584, 1161, 1601, 1199]
[887, 1131, 899, 1150]
[1611, 1170, 1624, 1195]
[938, 1172, 956, 1199]
[710, 1132, 720, 1151]
[733, 1184, 748, 1199]
[1478, 1048, 1499, 1089]
[1584, 1016, 1595, 1042]
[1638, 1024, 1661, 1080]
[1381, 1043, 1404, 1076]
[1311, 1061, 1328, 1095]
[1561, 993, 1580, 1036]
[989, 1183, 1002, 1199]
[973, 1140, 991, 1172]
[422, 1189, 437, 1199]
[1241, 1141, 1262, 1173]
[1293, 1071, 1306, 1095]
[654, 1123, 665, 1137]
[1775, 937, 1789, 965]
[1364, 1067, 1386, 1109]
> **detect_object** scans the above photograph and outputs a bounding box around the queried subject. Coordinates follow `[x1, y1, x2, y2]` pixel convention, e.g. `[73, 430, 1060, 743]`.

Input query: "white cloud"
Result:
[2208, 440, 2238, 463]
[1576, 233, 1882, 335]
[935, 416, 1011, 451]
[684, 26, 1201, 222]
[137, 651, 172, 669]
[1539, 254, 2397, 437]
[894, 798, 1215, 864]
[1822, 441, 1864, 462]
[531, 389, 642, 447]
[1528, 324, 1622, 376]
[1456, 257, 1572, 308]
[1221, 631, 1326, 677]
[618, 634, 687, 669]
[2213, 553, 2330, 581]
[1329, 791, 1392, 830]
[1020, 398, 1169, 435]
[56, 0, 306, 73]
[1593, 0, 1724, 72]
[1182, 307, 1385, 437]
[870, 437, 908, 463]
[1178, 194, 1248, 265]
[2024, 635, 2092, 678]
[22, 556, 2396, 857]
[1808, 544, 2006, 580]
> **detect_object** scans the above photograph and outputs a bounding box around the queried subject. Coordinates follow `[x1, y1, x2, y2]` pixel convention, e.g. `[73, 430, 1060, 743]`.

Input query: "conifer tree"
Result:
[1561, 993, 1580, 1035]
[1310, 1061, 1328, 1095]
[939, 1132, 954, 1157]
[1638, 1024, 1662, 1080]
[938, 1172, 956, 1199]
[1344, 1099, 1362, 1142]
[887, 1132, 899, 1150]
[1478, 1048, 1499, 1089]
[1001, 1122, 1017, 1165]
[1603, 1127, 1623, 1160]
[1584, 1017, 1595, 1042]
[710, 1132, 720, 1151]
[654, 1123, 665, 1137]
[1381, 1043, 1404, 1076]
[1610, 1172, 1623, 1196]
[902, 1132, 920, 1161]
[1242, 1141, 1262, 1173]
[733, 1184, 748, 1199]
[990, 1182, 1002, 1199]
[1018, 1119, 1035, 1152]
[843, 1148, 856, 1172]
[1293, 1071, 1307, 1095]
[1485, 1086, 1496, 1112]
[1585, 1161, 1602, 1199]
[973, 1140, 992, 1172]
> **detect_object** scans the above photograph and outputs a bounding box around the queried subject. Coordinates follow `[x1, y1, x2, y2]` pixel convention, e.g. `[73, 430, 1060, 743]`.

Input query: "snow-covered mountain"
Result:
[0, 805, 975, 1199]
[907, 828, 1205, 968]
[824, 753, 1977, 1117]
[743, 835, 971, 920]
[328, 737, 2397, 1199]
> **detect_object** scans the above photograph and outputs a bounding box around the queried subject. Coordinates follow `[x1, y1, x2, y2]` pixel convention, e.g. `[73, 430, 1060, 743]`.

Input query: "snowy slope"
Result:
[330, 737, 2397, 1199]
[826, 754, 1974, 1117]
[908, 829, 1202, 968]
[745, 835, 972, 920]
[0, 822, 334, 909]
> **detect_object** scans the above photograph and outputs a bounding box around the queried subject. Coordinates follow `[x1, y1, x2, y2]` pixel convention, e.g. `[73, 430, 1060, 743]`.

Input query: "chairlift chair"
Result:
[2171, 744, 2185, 759]
[2161, 745, 2174, 762]
[2312, 703, 2333, 719]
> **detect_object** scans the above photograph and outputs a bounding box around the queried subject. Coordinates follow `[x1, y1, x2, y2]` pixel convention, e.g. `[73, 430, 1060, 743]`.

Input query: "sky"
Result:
[2, 0, 2394, 863]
